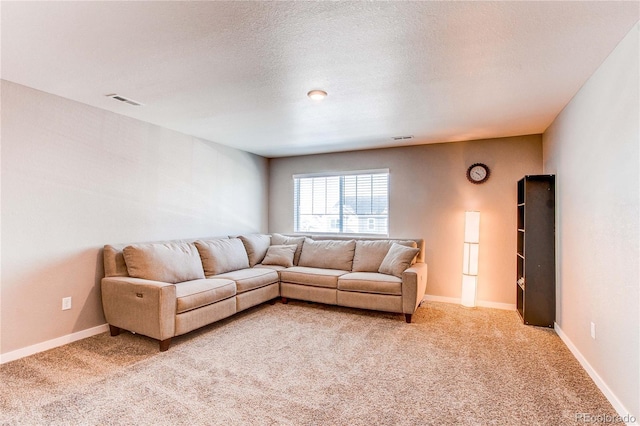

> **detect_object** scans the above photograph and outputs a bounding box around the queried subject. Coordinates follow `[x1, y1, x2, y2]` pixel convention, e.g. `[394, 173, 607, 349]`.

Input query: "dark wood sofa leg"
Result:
[405, 314, 412, 323]
[159, 338, 172, 352]
[281, 297, 288, 304]
[109, 325, 121, 336]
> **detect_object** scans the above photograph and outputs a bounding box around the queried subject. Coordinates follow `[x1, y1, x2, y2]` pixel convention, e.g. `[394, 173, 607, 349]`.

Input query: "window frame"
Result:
[293, 168, 390, 237]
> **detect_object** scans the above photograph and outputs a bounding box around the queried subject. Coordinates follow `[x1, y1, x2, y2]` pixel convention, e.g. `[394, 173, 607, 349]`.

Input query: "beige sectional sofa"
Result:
[101, 234, 427, 351]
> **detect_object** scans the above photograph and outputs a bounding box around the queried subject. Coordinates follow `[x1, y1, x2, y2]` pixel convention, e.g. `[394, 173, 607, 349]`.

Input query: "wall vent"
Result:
[392, 135, 414, 141]
[106, 94, 144, 106]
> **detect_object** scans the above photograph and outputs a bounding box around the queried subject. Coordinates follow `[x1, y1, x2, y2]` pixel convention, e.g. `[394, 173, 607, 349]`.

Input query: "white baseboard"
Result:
[0, 323, 109, 365]
[422, 294, 460, 305]
[476, 300, 516, 310]
[554, 323, 638, 426]
[422, 294, 516, 311]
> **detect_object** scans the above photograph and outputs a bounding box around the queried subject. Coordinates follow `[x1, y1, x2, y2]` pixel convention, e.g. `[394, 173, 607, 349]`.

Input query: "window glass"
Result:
[294, 170, 389, 235]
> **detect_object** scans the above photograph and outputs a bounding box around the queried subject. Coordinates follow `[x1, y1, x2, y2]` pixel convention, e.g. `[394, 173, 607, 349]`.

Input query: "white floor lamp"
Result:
[461, 211, 480, 308]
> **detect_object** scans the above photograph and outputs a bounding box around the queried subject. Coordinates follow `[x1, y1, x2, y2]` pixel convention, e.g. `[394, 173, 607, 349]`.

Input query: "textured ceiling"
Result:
[1, 2, 638, 158]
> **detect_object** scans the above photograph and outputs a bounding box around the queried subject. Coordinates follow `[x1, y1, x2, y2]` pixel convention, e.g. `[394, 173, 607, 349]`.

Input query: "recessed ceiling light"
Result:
[307, 90, 327, 101]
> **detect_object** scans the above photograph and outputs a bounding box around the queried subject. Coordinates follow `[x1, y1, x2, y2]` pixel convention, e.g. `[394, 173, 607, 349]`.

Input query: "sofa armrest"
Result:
[101, 277, 177, 341]
[401, 262, 428, 314]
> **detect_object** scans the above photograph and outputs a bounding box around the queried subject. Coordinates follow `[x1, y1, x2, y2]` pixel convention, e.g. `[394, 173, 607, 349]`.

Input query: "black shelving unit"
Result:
[516, 175, 555, 327]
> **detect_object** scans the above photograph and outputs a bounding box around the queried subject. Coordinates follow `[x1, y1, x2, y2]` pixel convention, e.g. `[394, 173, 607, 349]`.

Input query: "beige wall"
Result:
[269, 135, 542, 306]
[0, 80, 269, 354]
[543, 24, 639, 418]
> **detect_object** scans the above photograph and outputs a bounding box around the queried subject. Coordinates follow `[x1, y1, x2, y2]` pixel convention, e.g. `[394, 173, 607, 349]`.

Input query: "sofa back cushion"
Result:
[271, 233, 305, 265]
[103, 244, 130, 277]
[238, 234, 271, 267]
[378, 243, 421, 278]
[352, 240, 418, 272]
[196, 238, 250, 276]
[311, 235, 425, 264]
[298, 238, 356, 271]
[122, 242, 205, 283]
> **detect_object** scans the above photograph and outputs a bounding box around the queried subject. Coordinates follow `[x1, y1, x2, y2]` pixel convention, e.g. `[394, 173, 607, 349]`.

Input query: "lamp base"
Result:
[461, 274, 477, 308]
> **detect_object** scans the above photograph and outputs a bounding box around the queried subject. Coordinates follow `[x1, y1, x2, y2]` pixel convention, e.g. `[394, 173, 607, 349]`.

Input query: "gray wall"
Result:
[1, 80, 269, 355]
[543, 24, 639, 418]
[269, 135, 542, 306]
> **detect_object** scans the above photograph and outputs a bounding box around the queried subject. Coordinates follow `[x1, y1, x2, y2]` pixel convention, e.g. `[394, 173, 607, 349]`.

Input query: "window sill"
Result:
[291, 231, 390, 238]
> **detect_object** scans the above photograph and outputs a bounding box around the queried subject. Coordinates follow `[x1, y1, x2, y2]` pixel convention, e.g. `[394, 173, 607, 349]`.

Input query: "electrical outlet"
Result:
[590, 322, 596, 339]
[62, 297, 72, 311]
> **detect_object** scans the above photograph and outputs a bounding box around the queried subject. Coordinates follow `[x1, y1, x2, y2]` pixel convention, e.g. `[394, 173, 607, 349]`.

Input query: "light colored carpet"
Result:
[1, 301, 619, 425]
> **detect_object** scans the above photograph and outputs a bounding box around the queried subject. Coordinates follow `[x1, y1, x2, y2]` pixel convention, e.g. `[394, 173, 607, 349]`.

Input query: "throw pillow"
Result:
[378, 243, 420, 278]
[271, 233, 305, 265]
[123, 242, 205, 284]
[352, 240, 418, 272]
[298, 238, 356, 271]
[195, 238, 250, 276]
[261, 244, 297, 267]
[239, 234, 271, 267]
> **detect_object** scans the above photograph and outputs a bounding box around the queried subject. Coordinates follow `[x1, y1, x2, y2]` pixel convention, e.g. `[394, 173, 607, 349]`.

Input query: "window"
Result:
[294, 170, 389, 235]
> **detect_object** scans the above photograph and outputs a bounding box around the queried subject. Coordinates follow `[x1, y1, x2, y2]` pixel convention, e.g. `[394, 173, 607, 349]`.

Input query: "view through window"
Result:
[294, 170, 389, 235]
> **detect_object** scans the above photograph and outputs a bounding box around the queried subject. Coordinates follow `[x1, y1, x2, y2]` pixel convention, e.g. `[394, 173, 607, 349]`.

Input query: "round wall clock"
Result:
[466, 163, 490, 184]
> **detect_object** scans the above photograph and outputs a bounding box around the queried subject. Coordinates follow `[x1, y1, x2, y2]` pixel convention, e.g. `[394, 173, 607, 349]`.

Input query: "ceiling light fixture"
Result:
[307, 90, 327, 101]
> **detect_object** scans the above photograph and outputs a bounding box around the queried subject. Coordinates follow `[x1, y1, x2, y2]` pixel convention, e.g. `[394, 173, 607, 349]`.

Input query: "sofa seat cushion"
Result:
[338, 272, 402, 296]
[214, 268, 279, 294]
[279, 266, 349, 289]
[254, 264, 287, 272]
[175, 278, 236, 314]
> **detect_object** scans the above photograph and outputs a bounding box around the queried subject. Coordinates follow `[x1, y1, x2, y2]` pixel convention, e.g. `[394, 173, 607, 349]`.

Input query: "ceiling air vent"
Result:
[106, 94, 144, 106]
[392, 135, 414, 141]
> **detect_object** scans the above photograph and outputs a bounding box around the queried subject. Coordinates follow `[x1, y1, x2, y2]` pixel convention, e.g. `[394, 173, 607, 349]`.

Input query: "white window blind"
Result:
[294, 170, 389, 235]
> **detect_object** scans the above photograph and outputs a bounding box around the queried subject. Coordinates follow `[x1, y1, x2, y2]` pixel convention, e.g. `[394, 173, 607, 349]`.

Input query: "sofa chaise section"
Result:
[101, 237, 278, 351]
